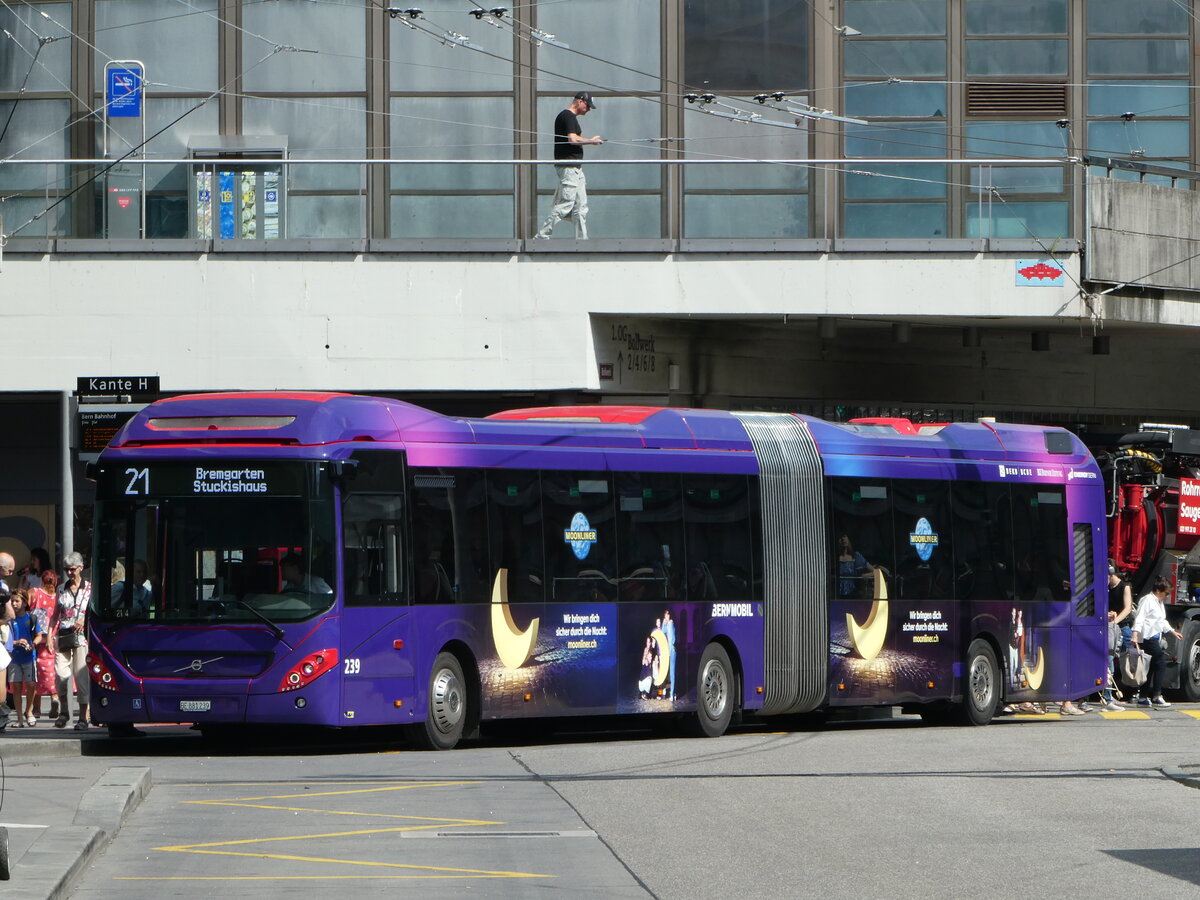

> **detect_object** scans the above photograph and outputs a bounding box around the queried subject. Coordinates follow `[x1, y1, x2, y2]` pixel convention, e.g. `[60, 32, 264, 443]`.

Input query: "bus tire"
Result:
[0, 826, 9, 881]
[957, 639, 1000, 726]
[1178, 621, 1200, 702]
[690, 643, 735, 738]
[410, 652, 469, 751]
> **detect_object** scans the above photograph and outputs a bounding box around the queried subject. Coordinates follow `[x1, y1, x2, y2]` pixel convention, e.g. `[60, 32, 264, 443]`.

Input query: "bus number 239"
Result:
[344, 658, 361, 675]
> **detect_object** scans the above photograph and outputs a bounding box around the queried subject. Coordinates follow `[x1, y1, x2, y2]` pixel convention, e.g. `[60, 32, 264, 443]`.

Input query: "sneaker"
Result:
[1138, 697, 1153, 706]
[1103, 700, 1124, 712]
[1152, 697, 1172, 708]
[1079, 702, 1092, 712]
[54, 715, 68, 728]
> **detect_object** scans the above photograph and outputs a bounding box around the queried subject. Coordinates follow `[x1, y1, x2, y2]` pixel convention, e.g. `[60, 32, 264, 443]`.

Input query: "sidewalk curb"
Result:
[0, 739, 93, 766]
[7, 766, 152, 900]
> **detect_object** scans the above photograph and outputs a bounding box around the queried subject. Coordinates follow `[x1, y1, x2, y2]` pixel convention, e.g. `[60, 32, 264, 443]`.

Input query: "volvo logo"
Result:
[173, 656, 223, 674]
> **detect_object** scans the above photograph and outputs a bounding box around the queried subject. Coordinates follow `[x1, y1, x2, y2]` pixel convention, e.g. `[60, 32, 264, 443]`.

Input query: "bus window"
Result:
[829, 478, 895, 600]
[951, 482, 1016, 603]
[543, 471, 616, 602]
[683, 474, 753, 604]
[1011, 484, 1070, 604]
[101, 495, 335, 622]
[409, 469, 488, 604]
[891, 480, 954, 601]
[487, 470, 544, 604]
[342, 493, 405, 606]
[614, 472, 684, 603]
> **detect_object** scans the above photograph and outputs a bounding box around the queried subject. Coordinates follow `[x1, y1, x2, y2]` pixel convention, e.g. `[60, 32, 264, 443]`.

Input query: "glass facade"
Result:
[0, 1, 1196, 242]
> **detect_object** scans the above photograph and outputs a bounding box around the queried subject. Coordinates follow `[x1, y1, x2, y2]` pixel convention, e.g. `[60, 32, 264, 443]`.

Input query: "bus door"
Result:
[340, 489, 414, 725]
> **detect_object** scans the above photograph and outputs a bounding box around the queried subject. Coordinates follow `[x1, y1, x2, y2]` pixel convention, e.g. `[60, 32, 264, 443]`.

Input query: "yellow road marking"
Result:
[152, 781, 550, 880]
[152, 843, 547, 877]
[117, 875, 545, 881]
[1012, 713, 1060, 719]
[1180, 710, 1200, 720]
[184, 802, 494, 822]
[1099, 710, 1151, 720]
[182, 781, 478, 798]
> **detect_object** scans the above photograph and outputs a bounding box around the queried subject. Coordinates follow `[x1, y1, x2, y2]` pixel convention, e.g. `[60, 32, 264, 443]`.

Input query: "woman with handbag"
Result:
[52, 552, 91, 730]
[1131, 577, 1183, 709]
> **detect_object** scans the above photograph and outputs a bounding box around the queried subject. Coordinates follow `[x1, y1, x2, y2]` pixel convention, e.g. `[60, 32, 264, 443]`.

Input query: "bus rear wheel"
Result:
[690, 643, 735, 738]
[410, 652, 469, 751]
[957, 639, 1000, 726]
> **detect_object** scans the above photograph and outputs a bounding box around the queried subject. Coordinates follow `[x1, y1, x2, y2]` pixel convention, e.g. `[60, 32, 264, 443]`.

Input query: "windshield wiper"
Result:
[236, 598, 286, 642]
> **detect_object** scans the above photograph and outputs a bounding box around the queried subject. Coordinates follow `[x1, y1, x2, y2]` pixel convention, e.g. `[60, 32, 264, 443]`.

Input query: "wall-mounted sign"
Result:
[77, 376, 160, 396]
[1015, 259, 1066, 287]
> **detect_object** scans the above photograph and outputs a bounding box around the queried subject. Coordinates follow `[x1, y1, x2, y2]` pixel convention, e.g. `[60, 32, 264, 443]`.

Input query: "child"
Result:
[8, 589, 45, 726]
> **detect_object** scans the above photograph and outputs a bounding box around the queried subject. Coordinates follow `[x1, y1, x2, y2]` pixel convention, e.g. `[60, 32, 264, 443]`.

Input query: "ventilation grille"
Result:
[967, 83, 1067, 117]
[1073, 522, 1095, 618]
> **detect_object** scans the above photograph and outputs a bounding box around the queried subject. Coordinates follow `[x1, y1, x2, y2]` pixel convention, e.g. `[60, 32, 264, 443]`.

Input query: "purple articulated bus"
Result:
[86, 392, 1107, 747]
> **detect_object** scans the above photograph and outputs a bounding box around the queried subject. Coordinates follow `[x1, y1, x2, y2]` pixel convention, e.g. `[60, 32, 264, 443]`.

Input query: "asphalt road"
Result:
[68, 706, 1200, 899]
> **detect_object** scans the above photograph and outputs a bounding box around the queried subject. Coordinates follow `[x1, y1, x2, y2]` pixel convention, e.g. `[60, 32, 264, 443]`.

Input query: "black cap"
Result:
[574, 91, 596, 110]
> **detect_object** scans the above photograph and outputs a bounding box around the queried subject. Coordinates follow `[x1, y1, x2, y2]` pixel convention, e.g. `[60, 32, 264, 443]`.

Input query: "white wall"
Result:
[1, 250, 1107, 395]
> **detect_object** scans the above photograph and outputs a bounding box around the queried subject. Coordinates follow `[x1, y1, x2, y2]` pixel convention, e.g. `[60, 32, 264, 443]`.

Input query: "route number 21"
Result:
[124, 467, 150, 495]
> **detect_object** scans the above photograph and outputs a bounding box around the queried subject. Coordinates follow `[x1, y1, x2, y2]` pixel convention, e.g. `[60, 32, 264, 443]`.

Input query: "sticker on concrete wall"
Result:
[1015, 259, 1065, 287]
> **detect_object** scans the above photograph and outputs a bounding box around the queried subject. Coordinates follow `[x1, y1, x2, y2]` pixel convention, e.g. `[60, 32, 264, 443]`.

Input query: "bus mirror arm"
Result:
[329, 460, 359, 485]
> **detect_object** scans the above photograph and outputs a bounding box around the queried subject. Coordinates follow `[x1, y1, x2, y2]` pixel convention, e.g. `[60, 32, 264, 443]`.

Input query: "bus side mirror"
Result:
[83, 461, 100, 482]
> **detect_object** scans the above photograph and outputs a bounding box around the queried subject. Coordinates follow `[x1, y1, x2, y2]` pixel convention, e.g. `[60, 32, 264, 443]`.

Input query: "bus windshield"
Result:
[94, 492, 336, 625]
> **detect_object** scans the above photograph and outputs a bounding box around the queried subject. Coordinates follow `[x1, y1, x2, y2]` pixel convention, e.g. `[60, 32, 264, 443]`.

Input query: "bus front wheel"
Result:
[958, 639, 1000, 726]
[690, 643, 735, 738]
[410, 652, 469, 751]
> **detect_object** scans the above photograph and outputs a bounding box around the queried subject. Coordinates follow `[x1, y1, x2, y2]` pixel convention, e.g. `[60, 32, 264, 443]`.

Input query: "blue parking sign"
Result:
[107, 65, 143, 118]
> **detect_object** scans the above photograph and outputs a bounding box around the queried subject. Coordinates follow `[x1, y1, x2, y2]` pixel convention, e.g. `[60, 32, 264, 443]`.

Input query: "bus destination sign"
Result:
[77, 376, 160, 396]
[99, 461, 310, 499]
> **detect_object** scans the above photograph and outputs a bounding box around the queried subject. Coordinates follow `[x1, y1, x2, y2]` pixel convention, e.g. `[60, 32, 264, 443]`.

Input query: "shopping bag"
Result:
[1121, 646, 1150, 686]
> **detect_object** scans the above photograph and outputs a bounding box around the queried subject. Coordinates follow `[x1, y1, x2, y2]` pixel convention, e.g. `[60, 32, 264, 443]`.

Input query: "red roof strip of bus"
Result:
[488, 406, 665, 424]
[158, 391, 351, 403]
[848, 417, 949, 435]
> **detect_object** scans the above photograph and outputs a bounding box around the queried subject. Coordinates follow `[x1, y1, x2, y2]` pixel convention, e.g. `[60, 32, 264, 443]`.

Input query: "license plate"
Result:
[180, 700, 211, 712]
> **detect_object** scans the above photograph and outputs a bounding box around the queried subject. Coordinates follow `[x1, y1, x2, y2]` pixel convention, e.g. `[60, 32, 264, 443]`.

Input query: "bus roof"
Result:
[106, 393, 1093, 470]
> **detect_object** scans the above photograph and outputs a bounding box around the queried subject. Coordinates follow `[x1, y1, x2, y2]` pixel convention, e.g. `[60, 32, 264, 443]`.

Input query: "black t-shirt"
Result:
[554, 108, 584, 162]
[1109, 578, 1130, 616]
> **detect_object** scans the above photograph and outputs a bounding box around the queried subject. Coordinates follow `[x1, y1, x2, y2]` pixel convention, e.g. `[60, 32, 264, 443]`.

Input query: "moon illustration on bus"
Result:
[847, 569, 889, 660]
[490, 567, 540, 669]
[1023, 647, 1045, 690]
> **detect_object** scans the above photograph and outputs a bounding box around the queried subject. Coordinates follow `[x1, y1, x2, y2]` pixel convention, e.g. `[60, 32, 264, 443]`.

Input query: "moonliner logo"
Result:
[1068, 470, 1097, 480]
[564, 512, 598, 560]
[909, 517, 939, 561]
